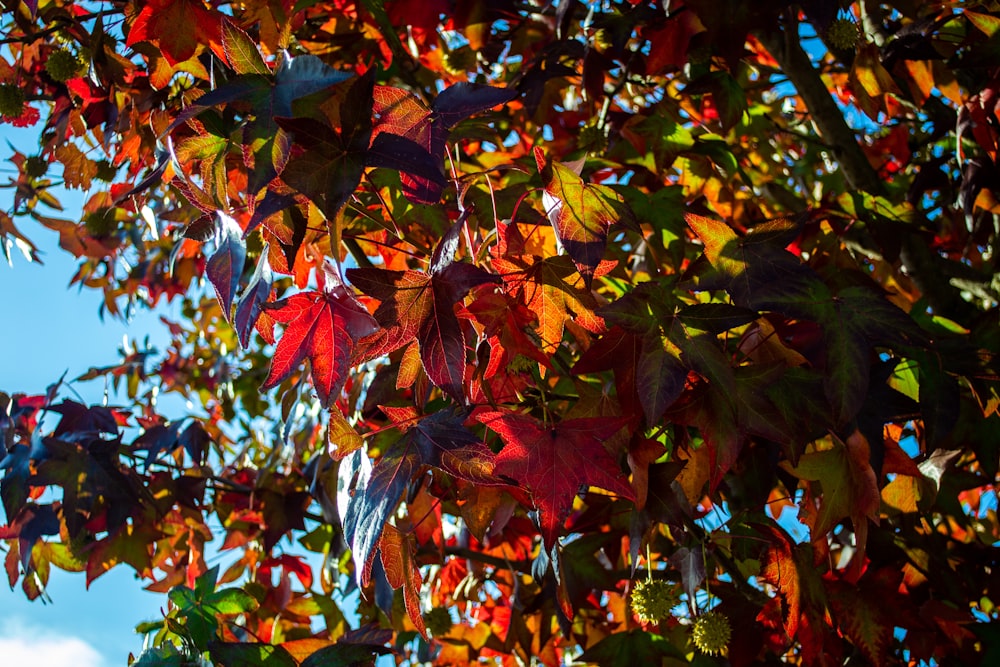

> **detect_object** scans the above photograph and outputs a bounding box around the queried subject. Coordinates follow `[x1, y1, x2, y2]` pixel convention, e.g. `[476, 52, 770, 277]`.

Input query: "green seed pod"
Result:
[24, 155, 49, 178]
[0, 83, 26, 118]
[45, 49, 84, 82]
[827, 18, 859, 51]
[84, 210, 117, 238]
[422, 607, 454, 637]
[630, 579, 679, 623]
[692, 611, 732, 655]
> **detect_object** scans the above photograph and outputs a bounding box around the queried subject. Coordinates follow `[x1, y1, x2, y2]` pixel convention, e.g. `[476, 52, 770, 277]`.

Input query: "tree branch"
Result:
[443, 546, 533, 573]
[757, 19, 979, 324]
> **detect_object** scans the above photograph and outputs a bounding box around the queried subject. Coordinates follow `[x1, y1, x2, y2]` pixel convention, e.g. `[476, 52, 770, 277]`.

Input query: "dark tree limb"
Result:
[758, 18, 980, 325]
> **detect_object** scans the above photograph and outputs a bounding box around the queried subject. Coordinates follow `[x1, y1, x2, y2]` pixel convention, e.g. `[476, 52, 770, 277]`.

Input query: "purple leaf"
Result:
[235, 251, 273, 348]
[429, 207, 472, 275]
[369, 83, 516, 205]
[207, 212, 247, 322]
[420, 281, 468, 403]
[272, 54, 352, 117]
[432, 83, 518, 128]
[245, 190, 297, 237]
[277, 73, 374, 220]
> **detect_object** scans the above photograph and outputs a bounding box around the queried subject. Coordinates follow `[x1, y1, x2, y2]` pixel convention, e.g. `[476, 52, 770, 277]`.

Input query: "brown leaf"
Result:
[55, 144, 98, 190]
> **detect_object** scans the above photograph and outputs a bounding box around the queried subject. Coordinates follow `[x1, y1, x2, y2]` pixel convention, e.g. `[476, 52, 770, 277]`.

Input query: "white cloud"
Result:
[0, 618, 105, 667]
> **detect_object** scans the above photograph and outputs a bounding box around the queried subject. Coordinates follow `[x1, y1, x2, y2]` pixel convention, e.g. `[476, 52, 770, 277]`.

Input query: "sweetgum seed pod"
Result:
[692, 611, 732, 655]
[630, 579, 678, 623]
[24, 155, 48, 178]
[423, 607, 454, 637]
[827, 18, 859, 51]
[0, 83, 26, 118]
[45, 49, 84, 82]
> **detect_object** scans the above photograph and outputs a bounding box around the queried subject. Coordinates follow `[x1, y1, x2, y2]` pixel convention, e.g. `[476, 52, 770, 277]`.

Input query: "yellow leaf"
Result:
[966, 10, 1000, 37]
[881, 475, 920, 514]
[327, 409, 363, 458]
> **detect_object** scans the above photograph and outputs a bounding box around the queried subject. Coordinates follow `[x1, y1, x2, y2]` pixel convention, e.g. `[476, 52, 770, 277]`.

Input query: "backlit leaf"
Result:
[222, 18, 268, 75]
[349, 227, 496, 401]
[535, 147, 635, 287]
[379, 524, 427, 639]
[781, 431, 880, 572]
[478, 411, 635, 548]
[126, 0, 224, 66]
[206, 212, 247, 321]
[368, 83, 516, 203]
[261, 286, 378, 405]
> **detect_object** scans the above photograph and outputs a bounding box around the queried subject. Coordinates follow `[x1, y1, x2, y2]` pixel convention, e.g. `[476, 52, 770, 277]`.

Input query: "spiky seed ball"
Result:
[827, 18, 858, 51]
[84, 210, 116, 238]
[442, 47, 476, 75]
[630, 579, 679, 623]
[24, 155, 48, 178]
[422, 607, 454, 637]
[95, 159, 117, 182]
[0, 83, 25, 118]
[578, 121, 608, 153]
[45, 49, 83, 82]
[692, 611, 732, 655]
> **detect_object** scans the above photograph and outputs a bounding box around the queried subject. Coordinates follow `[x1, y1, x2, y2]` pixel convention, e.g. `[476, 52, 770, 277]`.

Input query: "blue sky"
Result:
[1, 127, 177, 665]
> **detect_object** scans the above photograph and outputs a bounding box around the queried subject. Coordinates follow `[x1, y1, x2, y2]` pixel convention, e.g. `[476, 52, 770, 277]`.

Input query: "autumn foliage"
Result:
[2, 0, 1000, 665]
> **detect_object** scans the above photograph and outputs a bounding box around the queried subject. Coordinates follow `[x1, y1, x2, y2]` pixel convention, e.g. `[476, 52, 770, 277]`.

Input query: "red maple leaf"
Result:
[260, 285, 377, 405]
[368, 83, 516, 203]
[127, 0, 225, 67]
[477, 410, 636, 548]
[347, 217, 497, 402]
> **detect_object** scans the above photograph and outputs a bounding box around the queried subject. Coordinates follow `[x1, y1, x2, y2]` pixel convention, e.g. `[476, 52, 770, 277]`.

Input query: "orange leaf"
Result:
[127, 0, 225, 67]
[380, 524, 427, 639]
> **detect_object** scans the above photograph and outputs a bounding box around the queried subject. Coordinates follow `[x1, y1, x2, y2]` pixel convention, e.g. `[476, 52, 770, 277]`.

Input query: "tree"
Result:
[1, 0, 999, 664]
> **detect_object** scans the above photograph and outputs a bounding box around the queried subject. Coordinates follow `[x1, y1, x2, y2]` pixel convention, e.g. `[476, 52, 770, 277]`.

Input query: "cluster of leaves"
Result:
[3, 0, 1000, 665]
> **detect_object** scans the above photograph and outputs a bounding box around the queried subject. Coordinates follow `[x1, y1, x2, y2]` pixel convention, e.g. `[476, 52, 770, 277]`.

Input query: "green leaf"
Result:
[781, 432, 880, 550]
[636, 331, 686, 426]
[621, 111, 694, 173]
[763, 366, 831, 460]
[677, 303, 758, 334]
[131, 645, 187, 667]
[300, 642, 392, 667]
[168, 584, 197, 610]
[208, 642, 298, 667]
[357, 0, 410, 65]
[686, 213, 742, 280]
[206, 587, 259, 614]
[822, 317, 870, 425]
[194, 564, 220, 597]
[687, 214, 832, 319]
[577, 629, 686, 665]
[277, 73, 373, 220]
[735, 364, 800, 446]
[222, 18, 269, 75]
[708, 70, 747, 132]
[819, 287, 925, 424]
